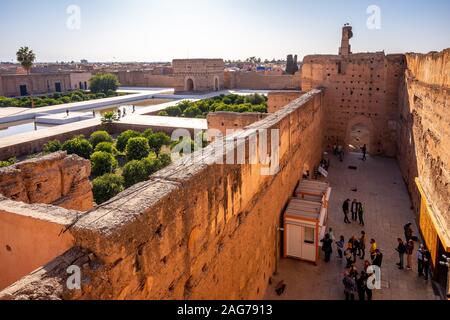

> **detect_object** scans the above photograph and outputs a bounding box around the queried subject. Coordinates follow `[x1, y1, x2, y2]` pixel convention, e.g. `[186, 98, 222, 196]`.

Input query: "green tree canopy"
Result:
[16, 47, 36, 74]
[89, 73, 120, 94]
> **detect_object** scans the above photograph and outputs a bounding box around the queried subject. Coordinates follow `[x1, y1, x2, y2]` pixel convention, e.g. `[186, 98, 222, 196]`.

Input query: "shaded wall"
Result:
[397, 49, 450, 263]
[0, 197, 76, 290]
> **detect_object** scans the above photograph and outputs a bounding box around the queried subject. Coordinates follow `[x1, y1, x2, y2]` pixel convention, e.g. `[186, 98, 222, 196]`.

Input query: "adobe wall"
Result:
[0, 89, 325, 300]
[225, 71, 301, 90]
[0, 73, 72, 97]
[173, 59, 225, 93]
[0, 196, 76, 291]
[301, 52, 405, 156]
[397, 49, 450, 245]
[69, 72, 92, 90]
[0, 152, 93, 212]
[115, 71, 176, 88]
[206, 112, 269, 138]
[267, 91, 304, 113]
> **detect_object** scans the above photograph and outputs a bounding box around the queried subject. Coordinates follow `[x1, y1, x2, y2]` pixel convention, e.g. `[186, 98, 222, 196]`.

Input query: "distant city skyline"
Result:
[0, 0, 449, 63]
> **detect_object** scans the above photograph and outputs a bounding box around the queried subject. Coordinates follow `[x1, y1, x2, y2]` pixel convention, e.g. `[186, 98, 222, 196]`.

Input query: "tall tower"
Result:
[339, 24, 353, 55]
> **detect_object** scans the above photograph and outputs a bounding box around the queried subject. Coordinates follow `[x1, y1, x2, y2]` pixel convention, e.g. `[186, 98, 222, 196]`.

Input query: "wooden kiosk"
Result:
[295, 180, 331, 209]
[284, 180, 331, 264]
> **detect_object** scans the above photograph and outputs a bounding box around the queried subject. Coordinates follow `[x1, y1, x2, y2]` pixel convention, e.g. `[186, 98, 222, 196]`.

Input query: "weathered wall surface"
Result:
[225, 71, 301, 90]
[115, 71, 176, 88]
[301, 52, 405, 156]
[267, 91, 304, 113]
[69, 89, 324, 300]
[207, 112, 268, 138]
[0, 197, 76, 291]
[173, 59, 225, 93]
[0, 152, 93, 211]
[397, 49, 450, 253]
[1, 90, 325, 300]
[0, 72, 90, 97]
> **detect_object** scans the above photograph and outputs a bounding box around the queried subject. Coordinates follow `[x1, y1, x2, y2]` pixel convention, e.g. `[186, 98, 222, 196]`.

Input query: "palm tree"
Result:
[16, 47, 36, 107]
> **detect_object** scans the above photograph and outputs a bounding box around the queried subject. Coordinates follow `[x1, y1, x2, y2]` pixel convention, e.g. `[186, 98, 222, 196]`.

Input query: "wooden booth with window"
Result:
[284, 180, 332, 264]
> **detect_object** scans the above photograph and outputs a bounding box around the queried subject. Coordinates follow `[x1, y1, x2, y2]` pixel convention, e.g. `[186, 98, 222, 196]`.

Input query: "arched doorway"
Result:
[348, 123, 371, 152]
[185, 78, 194, 92]
[214, 77, 219, 91]
[346, 116, 373, 154]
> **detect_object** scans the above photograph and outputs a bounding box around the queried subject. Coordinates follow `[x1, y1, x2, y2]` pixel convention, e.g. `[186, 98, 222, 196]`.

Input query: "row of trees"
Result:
[159, 94, 268, 118]
[42, 129, 174, 204]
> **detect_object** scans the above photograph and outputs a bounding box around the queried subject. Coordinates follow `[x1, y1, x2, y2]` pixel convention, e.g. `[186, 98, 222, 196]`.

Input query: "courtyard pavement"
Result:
[265, 152, 441, 300]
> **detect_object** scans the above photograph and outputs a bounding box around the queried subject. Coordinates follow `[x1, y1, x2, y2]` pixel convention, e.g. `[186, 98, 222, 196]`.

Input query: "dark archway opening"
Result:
[186, 78, 194, 92]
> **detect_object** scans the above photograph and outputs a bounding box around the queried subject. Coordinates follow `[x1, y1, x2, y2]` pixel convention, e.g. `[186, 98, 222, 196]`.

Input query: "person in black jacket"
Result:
[343, 199, 351, 224]
[321, 233, 333, 262]
[422, 248, 431, 280]
[396, 238, 407, 269]
[373, 249, 383, 268]
[356, 271, 368, 301]
[358, 202, 365, 226]
[404, 223, 413, 242]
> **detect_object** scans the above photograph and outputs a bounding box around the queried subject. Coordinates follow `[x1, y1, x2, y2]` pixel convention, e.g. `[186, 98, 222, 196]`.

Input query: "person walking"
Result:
[358, 202, 365, 226]
[369, 239, 377, 262]
[321, 234, 333, 263]
[396, 238, 407, 270]
[404, 223, 413, 242]
[351, 199, 358, 222]
[359, 231, 366, 259]
[417, 244, 424, 277]
[336, 236, 345, 259]
[343, 199, 351, 224]
[422, 248, 431, 280]
[406, 240, 415, 270]
[337, 145, 344, 162]
[373, 249, 383, 268]
[343, 272, 357, 301]
[362, 144, 367, 161]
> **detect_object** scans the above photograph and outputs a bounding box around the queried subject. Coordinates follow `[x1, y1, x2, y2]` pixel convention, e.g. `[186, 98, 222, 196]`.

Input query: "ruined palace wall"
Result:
[206, 112, 269, 138]
[397, 49, 450, 252]
[225, 71, 301, 90]
[267, 91, 304, 113]
[1, 90, 328, 300]
[301, 52, 405, 156]
[115, 71, 176, 88]
[0, 152, 93, 211]
[0, 197, 76, 291]
[173, 59, 225, 92]
[66, 90, 324, 300]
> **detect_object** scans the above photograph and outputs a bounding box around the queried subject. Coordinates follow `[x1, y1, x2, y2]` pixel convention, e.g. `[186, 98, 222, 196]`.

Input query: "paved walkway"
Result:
[265, 152, 441, 300]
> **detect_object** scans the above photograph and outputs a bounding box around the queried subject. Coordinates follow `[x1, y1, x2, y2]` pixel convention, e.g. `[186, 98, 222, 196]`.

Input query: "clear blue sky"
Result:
[0, 0, 449, 62]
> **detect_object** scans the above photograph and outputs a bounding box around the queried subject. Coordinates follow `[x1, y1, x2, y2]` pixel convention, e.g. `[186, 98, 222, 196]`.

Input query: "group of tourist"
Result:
[342, 199, 365, 226]
[320, 228, 380, 300]
[396, 223, 431, 279]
